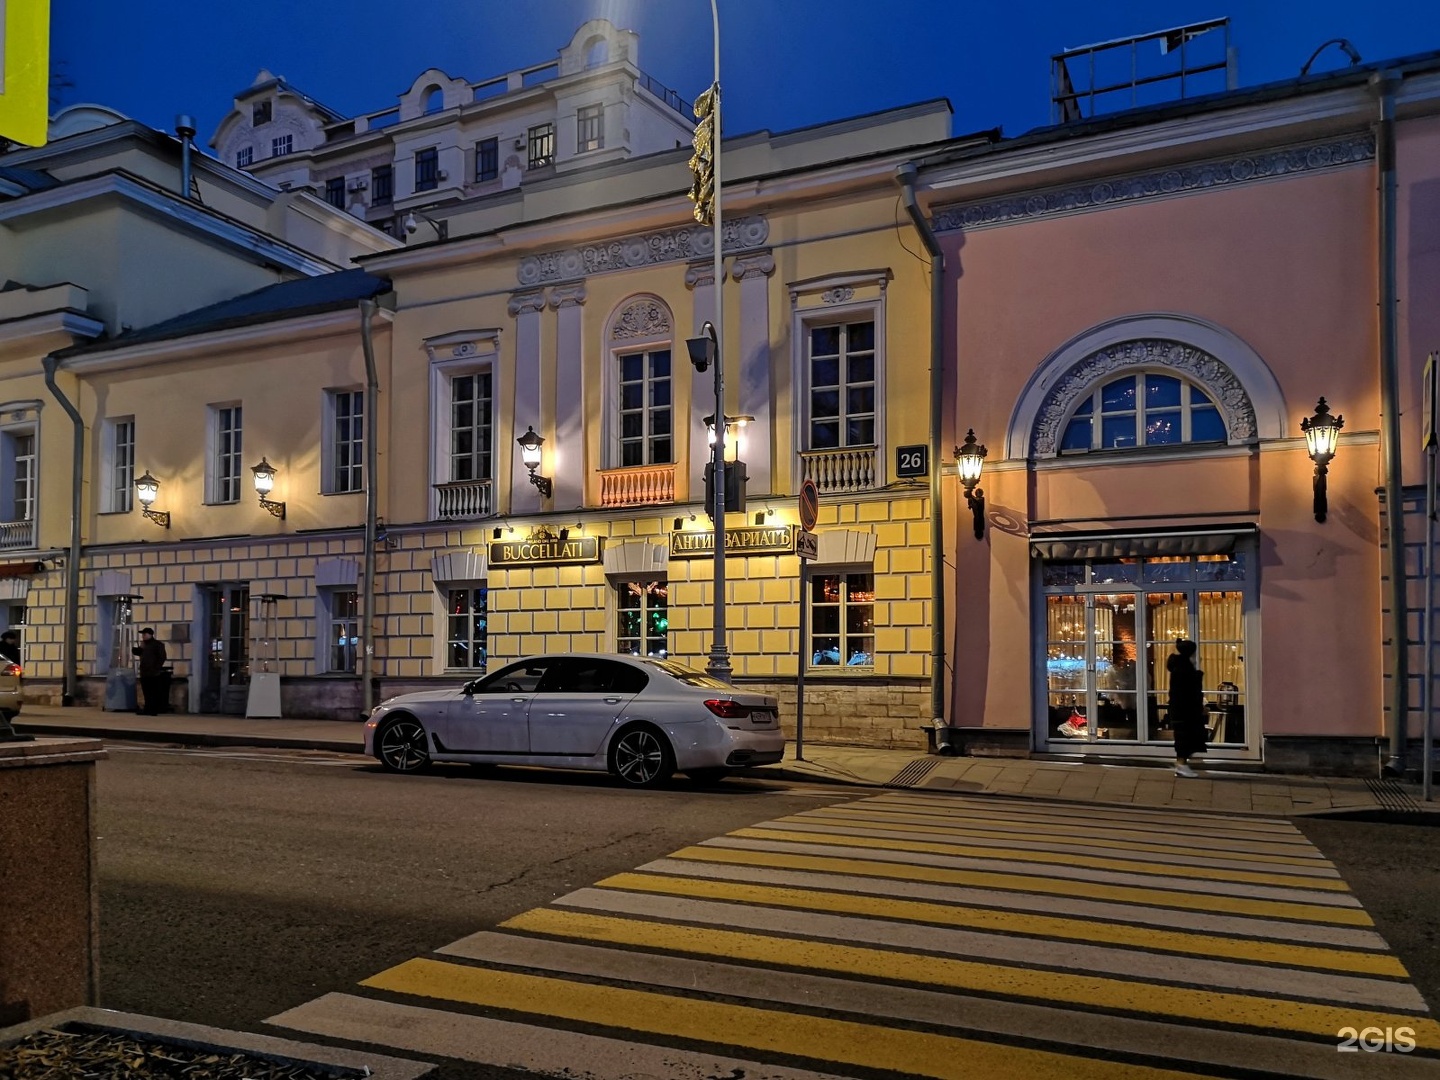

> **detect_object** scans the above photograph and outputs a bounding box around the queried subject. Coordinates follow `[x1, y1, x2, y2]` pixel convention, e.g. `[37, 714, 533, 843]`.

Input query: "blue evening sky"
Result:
[52, 1, 1440, 151]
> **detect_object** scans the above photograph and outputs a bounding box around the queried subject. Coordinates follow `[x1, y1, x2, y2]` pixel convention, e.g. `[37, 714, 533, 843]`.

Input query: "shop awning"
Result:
[1029, 524, 1257, 561]
[0, 561, 45, 578]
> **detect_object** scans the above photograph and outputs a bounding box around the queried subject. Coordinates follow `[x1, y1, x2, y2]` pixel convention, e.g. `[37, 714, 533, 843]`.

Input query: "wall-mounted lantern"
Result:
[955, 429, 988, 540]
[516, 425, 553, 497]
[1300, 397, 1343, 523]
[134, 470, 170, 529]
[250, 457, 286, 519]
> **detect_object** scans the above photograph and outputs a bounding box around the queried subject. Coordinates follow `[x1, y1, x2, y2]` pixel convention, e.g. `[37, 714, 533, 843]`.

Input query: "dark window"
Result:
[617, 349, 672, 467]
[271, 134, 292, 157]
[475, 138, 499, 182]
[252, 101, 271, 126]
[324, 177, 345, 208]
[371, 164, 393, 205]
[236, 147, 253, 168]
[473, 657, 552, 693]
[415, 147, 439, 191]
[527, 123, 555, 169]
[808, 320, 875, 449]
[539, 658, 647, 694]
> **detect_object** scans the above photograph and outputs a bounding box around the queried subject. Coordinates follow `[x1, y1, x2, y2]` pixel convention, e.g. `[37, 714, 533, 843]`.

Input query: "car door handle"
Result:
[512, 697, 527, 704]
[603, 697, 621, 704]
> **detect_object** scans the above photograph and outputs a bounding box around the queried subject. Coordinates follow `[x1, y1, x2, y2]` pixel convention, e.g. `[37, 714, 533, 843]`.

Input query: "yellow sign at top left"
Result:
[1, 0, 51, 147]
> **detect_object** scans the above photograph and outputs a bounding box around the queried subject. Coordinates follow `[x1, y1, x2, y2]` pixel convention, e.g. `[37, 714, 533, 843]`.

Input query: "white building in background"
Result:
[210, 20, 697, 240]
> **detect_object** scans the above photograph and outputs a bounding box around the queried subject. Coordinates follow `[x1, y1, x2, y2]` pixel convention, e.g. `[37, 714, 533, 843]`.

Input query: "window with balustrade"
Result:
[600, 298, 678, 508]
[428, 363, 494, 519]
[0, 427, 35, 547]
[798, 314, 881, 493]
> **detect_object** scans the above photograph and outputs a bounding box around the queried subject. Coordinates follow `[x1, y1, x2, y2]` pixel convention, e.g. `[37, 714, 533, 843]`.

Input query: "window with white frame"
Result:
[449, 372, 493, 483]
[616, 580, 668, 657]
[445, 585, 488, 670]
[576, 104, 604, 153]
[324, 389, 364, 494]
[207, 404, 243, 504]
[1059, 372, 1227, 452]
[806, 320, 876, 451]
[102, 417, 134, 513]
[0, 428, 36, 526]
[318, 588, 359, 674]
[808, 572, 875, 669]
[616, 349, 672, 467]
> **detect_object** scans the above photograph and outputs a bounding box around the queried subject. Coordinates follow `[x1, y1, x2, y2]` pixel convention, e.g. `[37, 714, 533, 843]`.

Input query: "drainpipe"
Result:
[175, 115, 197, 200]
[1374, 72, 1408, 776]
[359, 299, 380, 717]
[42, 355, 83, 706]
[897, 163, 947, 731]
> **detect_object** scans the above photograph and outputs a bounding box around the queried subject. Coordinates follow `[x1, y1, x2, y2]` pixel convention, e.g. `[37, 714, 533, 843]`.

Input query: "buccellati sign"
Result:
[669, 525, 802, 559]
[489, 536, 603, 567]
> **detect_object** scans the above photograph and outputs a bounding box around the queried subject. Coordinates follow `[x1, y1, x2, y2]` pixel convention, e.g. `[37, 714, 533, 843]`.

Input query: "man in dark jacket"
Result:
[0, 630, 20, 666]
[133, 627, 168, 715]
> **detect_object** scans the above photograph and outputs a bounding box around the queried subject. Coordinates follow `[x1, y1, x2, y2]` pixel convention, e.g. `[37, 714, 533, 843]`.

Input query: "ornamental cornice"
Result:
[507, 290, 547, 317]
[1031, 339, 1256, 457]
[422, 328, 501, 364]
[731, 252, 776, 280]
[684, 261, 728, 289]
[934, 133, 1375, 233]
[518, 215, 769, 287]
[610, 298, 672, 341]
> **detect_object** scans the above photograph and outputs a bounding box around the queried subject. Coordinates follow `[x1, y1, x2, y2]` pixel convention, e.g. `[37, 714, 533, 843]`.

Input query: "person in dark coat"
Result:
[1167, 638, 1206, 777]
[133, 627, 168, 716]
[0, 630, 20, 666]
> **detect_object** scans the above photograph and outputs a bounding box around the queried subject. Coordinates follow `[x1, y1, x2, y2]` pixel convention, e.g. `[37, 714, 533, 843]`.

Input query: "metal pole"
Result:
[795, 560, 807, 761]
[705, 0, 731, 683]
[1427, 442, 1436, 801]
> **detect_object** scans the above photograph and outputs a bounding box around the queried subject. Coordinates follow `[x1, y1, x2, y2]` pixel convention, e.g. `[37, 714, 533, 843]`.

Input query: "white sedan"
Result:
[364, 653, 786, 787]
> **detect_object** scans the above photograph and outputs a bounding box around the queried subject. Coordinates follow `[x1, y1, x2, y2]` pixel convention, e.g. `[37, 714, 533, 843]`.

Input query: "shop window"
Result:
[205, 404, 242, 504]
[318, 589, 359, 674]
[615, 349, 672, 468]
[809, 572, 874, 668]
[445, 586, 488, 670]
[324, 389, 364, 494]
[101, 417, 134, 513]
[616, 580, 668, 657]
[1060, 372, 1225, 452]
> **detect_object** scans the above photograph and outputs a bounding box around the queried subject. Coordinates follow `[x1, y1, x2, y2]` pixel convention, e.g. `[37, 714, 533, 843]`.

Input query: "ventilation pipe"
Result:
[1374, 72, 1408, 776]
[175, 115, 197, 200]
[896, 162, 947, 731]
[359, 299, 380, 716]
[42, 355, 83, 706]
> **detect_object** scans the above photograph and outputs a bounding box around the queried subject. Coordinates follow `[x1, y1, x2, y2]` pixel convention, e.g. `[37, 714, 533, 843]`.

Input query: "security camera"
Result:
[403, 212, 418, 235]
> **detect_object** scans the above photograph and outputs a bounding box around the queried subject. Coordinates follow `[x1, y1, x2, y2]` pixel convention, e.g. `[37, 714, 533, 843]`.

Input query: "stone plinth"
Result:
[0, 738, 105, 1026]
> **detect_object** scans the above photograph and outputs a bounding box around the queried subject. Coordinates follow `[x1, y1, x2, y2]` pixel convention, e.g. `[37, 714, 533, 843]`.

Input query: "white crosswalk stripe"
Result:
[270, 791, 1439, 1078]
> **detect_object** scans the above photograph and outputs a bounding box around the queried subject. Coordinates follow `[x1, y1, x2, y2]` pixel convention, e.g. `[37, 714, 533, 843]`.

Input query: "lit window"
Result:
[321, 589, 359, 674]
[446, 586, 488, 669]
[1060, 373, 1226, 452]
[616, 581, 668, 657]
[527, 123, 555, 169]
[809, 573, 874, 669]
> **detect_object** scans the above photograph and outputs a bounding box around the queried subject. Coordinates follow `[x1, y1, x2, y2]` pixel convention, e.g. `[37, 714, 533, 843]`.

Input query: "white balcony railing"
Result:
[0, 519, 34, 550]
[800, 446, 878, 495]
[599, 464, 676, 508]
[433, 479, 493, 520]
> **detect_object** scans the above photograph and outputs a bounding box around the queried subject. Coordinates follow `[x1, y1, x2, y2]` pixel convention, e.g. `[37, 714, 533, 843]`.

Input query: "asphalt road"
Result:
[95, 745, 849, 1079]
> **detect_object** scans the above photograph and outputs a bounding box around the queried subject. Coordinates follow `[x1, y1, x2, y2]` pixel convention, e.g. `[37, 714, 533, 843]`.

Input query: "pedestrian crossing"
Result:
[270, 791, 1439, 1078]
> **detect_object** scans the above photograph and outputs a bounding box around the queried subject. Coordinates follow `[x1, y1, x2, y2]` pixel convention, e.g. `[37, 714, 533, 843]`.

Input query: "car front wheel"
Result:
[377, 715, 432, 773]
[609, 725, 673, 788]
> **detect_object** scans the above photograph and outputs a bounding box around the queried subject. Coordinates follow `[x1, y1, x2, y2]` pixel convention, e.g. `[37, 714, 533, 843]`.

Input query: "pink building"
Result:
[914, 45, 1440, 775]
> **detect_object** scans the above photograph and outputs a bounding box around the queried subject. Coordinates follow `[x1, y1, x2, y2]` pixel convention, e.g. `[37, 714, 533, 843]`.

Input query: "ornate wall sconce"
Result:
[134, 470, 170, 528]
[516, 426, 553, 497]
[250, 457, 286, 519]
[1300, 397, 1343, 523]
[955, 429, 988, 540]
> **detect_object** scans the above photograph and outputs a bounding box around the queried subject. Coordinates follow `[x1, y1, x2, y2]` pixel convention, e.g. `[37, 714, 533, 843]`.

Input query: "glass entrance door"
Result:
[201, 585, 250, 713]
[1045, 593, 1139, 742]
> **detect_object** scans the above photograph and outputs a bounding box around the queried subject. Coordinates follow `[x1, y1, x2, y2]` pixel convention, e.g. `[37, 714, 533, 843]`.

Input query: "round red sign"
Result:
[798, 478, 819, 532]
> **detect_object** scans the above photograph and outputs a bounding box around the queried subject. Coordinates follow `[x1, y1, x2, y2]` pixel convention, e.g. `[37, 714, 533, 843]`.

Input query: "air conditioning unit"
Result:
[347, 178, 368, 191]
[513, 137, 525, 150]
[436, 169, 449, 181]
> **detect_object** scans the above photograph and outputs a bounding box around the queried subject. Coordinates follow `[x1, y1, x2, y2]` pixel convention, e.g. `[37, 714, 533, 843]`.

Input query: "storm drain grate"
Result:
[886, 758, 939, 788]
[1365, 777, 1421, 813]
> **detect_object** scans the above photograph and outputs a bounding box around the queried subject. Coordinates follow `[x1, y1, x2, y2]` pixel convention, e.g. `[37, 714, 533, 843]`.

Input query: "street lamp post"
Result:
[704, 0, 730, 682]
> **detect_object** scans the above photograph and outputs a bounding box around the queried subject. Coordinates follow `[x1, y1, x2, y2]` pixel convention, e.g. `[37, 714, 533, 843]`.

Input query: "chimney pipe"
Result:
[175, 114, 197, 200]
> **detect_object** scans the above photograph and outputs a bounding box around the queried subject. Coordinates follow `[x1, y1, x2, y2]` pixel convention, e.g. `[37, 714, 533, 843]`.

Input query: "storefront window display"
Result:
[810, 573, 875, 668]
[1042, 552, 1248, 748]
[617, 580, 668, 657]
[446, 586, 488, 670]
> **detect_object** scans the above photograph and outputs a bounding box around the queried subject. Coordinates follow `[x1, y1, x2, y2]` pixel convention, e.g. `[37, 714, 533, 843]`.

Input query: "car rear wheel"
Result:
[609, 725, 673, 788]
[377, 715, 432, 773]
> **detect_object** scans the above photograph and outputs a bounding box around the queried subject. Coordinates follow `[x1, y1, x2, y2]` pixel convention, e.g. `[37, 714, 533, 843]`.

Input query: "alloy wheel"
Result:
[612, 727, 670, 787]
[378, 717, 431, 773]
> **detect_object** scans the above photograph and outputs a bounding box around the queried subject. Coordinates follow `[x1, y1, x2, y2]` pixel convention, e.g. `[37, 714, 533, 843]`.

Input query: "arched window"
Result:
[1059, 371, 1227, 452]
[585, 38, 609, 68]
[424, 87, 443, 114]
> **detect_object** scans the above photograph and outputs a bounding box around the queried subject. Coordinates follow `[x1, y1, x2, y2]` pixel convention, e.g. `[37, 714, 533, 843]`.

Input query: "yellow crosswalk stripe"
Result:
[363, 956, 1219, 1080]
[732, 827, 1352, 891]
[595, 871, 1407, 977]
[674, 845, 1376, 925]
[499, 908, 1440, 1046]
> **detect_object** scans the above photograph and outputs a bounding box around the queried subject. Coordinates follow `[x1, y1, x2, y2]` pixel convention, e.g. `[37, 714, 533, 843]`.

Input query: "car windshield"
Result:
[636, 657, 731, 690]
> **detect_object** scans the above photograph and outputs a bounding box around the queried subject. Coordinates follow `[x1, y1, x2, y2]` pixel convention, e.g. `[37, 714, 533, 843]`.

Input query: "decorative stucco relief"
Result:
[935, 134, 1375, 233]
[518, 215, 770, 286]
[1031, 339, 1256, 457]
[507, 290, 547, 317]
[611, 298, 672, 341]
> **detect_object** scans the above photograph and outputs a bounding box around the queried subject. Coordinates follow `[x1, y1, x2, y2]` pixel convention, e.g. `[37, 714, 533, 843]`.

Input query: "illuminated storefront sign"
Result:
[669, 524, 800, 558]
[488, 536, 602, 567]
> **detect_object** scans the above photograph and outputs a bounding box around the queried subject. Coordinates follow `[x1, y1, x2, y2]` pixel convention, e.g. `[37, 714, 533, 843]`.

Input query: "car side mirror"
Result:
[462, 680, 478, 696]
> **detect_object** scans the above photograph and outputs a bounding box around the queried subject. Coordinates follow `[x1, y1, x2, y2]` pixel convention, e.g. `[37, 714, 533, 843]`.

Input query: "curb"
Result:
[13, 723, 362, 756]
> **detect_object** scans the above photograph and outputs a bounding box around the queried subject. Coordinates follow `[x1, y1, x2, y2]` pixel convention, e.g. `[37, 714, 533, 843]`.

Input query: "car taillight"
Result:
[1, 663, 21, 677]
[704, 699, 750, 719]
